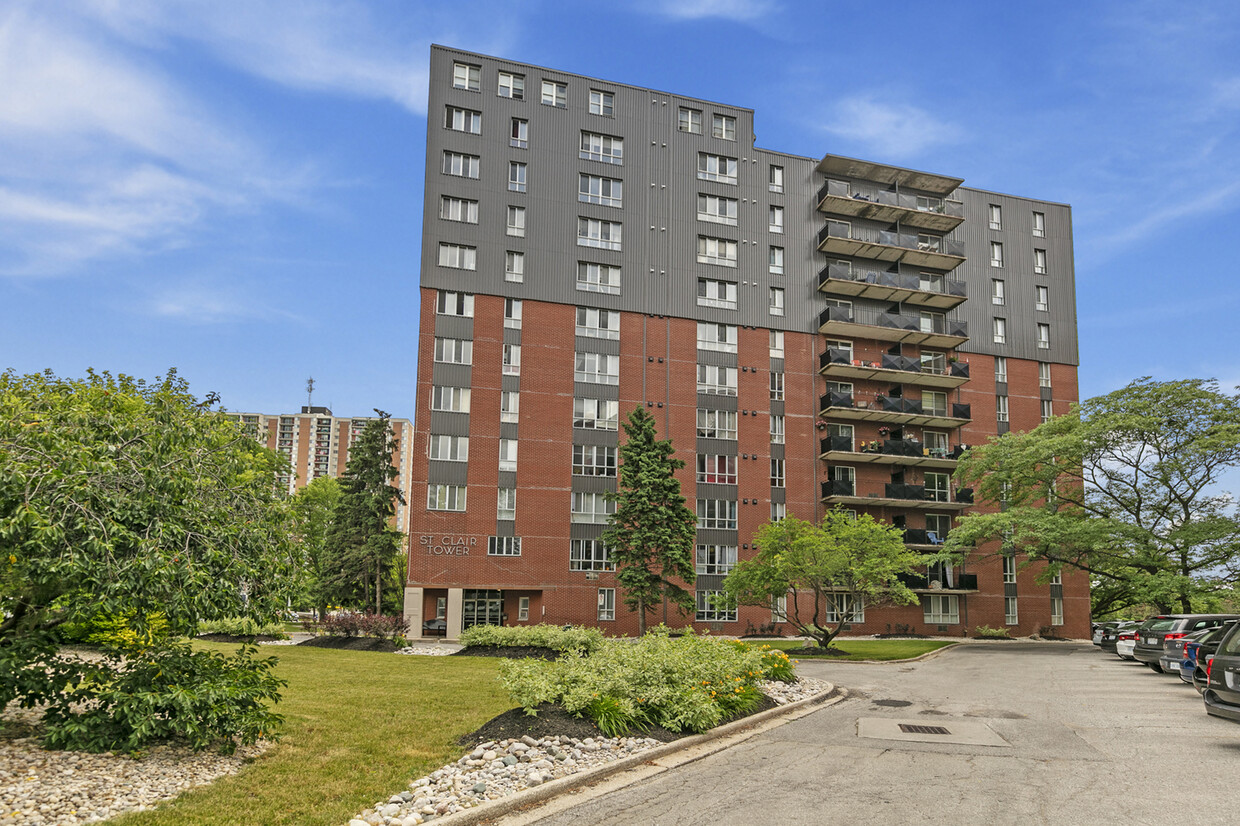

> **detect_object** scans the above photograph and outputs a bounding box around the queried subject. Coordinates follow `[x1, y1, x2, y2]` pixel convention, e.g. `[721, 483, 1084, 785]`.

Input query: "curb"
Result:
[429, 683, 843, 826]
[790, 641, 962, 666]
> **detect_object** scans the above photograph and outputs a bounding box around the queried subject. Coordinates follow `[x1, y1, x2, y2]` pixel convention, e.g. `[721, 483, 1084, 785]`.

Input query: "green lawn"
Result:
[111, 644, 511, 826]
[752, 639, 956, 661]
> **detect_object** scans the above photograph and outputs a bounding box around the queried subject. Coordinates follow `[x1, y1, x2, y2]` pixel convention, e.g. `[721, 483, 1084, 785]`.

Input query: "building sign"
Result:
[419, 535, 478, 556]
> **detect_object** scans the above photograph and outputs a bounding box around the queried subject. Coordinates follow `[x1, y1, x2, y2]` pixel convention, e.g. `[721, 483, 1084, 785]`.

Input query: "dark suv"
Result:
[1133, 615, 1240, 672]
[1203, 623, 1240, 722]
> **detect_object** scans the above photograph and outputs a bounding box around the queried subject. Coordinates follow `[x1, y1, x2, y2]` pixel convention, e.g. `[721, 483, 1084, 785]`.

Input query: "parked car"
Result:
[1116, 626, 1139, 660]
[1203, 622, 1240, 722]
[1092, 622, 1119, 646]
[1100, 622, 1136, 655]
[1183, 620, 1239, 691]
[1133, 615, 1240, 672]
[1161, 627, 1216, 675]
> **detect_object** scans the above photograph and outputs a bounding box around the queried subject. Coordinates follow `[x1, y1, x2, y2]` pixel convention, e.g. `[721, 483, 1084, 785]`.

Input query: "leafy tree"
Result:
[722, 510, 923, 649]
[0, 369, 295, 751]
[600, 408, 697, 635]
[945, 378, 1240, 616]
[290, 476, 342, 618]
[321, 410, 405, 614]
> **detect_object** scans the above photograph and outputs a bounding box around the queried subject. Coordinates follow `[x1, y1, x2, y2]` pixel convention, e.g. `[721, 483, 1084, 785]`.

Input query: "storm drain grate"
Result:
[898, 724, 951, 735]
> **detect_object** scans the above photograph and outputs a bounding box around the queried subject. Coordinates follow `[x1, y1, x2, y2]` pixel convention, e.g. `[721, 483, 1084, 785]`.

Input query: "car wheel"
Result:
[1148, 663, 1163, 673]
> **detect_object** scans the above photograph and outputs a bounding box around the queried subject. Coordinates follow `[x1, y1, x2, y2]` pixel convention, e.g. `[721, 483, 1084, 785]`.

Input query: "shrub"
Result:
[360, 613, 408, 640]
[973, 625, 1011, 639]
[198, 616, 288, 638]
[318, 611, 408, 639]
[57, 611, 171, 650]
[459, 623, 606, 654]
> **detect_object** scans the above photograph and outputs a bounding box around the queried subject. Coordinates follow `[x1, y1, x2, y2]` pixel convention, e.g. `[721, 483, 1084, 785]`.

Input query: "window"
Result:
[576, 307, 620, 340]
[1033, 248, 1048, 275]
[697, 153, 738, 184]
[770, 458, 785, 488]
[925, 471, 950, 502]
[988, 204, 1002, 231]
[827, 338, 853, 363]
[922, 390, 948, 417]
[696, 590, 736, 622]
[921, 351, 946, 376]
[1039, 362, 1051, 389]
[996, 395, 1009, 423]
[504, 298, 522, 329]
[575, 352, 620, 385]
[769, 330, 784, 358]
[994, 355, 1007, 383]
[697, 278, 737, 310]
[830, 465, 855, 496]
[1032, 211, 1045, 237]
[577, 262, 621, 295]
[770, 414, 784, 444]
[992, 279, 1005, 305]
[678, 107, 702, 133]
[990, 241, 1004, 268]
[571, 539, 614, 571]
[926, 513, 951, 540]
[440, 195, 478, 224]
[697, 454, 738, 485]
[577, 218, 622, 251]
[452, 62, 481, 91]
[497, 488, 516, 520]
[431, 386, 470, 413]
[924, 430, 948, 458]
[1041, 399, 1054, 423]
[697, 322, 737, 353]
[598, 589, 616, 621]
[1051, 596, 1064, 626]
[1003, 554, 1017, 584]
[917, 233, 942, 253]
[589, 89, 614, 116]
[769, 246, 784, 275]
[436, 290, 474, 316]
[697, 364, 737, 396]
[435, 597, 447, 620]
[769, 165, 784, 193]
[993, 317, 1007, 344]
[924, 594, 959, 624]
[579, 174, 623, 207]
[501, 391, 519, 423]
[697, 499, 737, 529]
[697, 236, 738, 267]
[498, 438, 518, 472]
[433, 337, 473, 365]
[697, 193, 738, 225]
[696, 544, 737, 575]
[712, 114, 736, 140]
[510, 118, 528, 149]
[518, 596, 530, 620]
[442, 151, 480, 179]
[427, 434, 468, 462]
[1037, 323, 1051, 349]
[541, 80, 567, 107]
[697, 409, 737, 440]
[505, 251, 525, 283]
[508, 161, 527, 193]
[571, 492, 615, 523]
[770, 371, 784, 401]
[824, 594, 864, 624]
[506, 205, 526, 237]
[580, 131, 623, 164]
[445, 106, 481, 134]
[427, 484, 466, 511]
[769, 287, 785, 316]
[438, 243, 476, 271]
[1036, 285, 1049, 312]
[497, 71, 524, 100]
[573, 444, 617, 477]
[574, 398, 619, 430]
[768, 205, 784, 234]
[1005, 596, 1018, 626]
[771, 502, 786, 521]
[502, 344, 521, 376]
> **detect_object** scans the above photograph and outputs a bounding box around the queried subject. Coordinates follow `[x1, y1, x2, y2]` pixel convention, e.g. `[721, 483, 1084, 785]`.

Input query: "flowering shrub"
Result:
[318, 612, 408, 639]
[498, 629, 798, 735]
[459, 623, 605, 654]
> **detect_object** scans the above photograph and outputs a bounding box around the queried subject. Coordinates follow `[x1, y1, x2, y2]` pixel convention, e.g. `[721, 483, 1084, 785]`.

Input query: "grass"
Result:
[110, 643, 511, 826]
[753, 639, 956, 661]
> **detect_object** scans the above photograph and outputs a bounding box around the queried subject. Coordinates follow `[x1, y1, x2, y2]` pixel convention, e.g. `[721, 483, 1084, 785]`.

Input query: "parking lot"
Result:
[505, 642, 1240, 825]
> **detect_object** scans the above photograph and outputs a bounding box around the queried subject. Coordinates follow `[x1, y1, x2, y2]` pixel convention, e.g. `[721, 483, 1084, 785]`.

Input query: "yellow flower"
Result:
[7, 555, 14, 565]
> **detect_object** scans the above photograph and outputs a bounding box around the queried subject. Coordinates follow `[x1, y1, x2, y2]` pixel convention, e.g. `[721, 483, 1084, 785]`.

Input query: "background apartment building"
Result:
[405, 45, 1085, 639]
[230, 407, 414, 534]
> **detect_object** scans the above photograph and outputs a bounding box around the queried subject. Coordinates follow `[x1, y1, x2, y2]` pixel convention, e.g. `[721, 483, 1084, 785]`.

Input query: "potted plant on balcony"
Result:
[877, 425, 891, 438]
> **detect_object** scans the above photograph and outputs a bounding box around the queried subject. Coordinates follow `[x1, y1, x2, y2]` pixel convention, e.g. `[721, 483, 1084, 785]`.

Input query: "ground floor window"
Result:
[518, 596, 530, 621]
[923, 594, 959, 625]
[597, 588, 615, 621]
[824, 594, 864, 623]
[1051, 596, 1064, 626]
[1005, 596, 1018, 625]
[463, 589, 502, 629]
[695, 589, 737, 622]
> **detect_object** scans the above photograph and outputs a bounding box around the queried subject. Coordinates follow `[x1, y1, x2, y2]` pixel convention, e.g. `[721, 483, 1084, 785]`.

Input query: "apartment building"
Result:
[405, 45, 1085, 639]
[229, 407, 414, 534]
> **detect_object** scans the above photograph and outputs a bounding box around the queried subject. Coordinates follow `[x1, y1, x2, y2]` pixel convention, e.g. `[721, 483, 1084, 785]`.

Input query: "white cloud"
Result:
[648, 0, 779, 21]
[822, 96, 962, 161]
[146, 276, 302, 324]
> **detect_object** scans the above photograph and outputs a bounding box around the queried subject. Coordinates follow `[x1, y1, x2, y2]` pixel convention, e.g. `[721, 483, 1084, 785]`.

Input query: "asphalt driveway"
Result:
[495, 642, 1240, 825]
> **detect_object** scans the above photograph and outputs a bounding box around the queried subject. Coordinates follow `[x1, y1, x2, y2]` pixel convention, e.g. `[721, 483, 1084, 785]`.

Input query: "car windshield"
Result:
[1221, 626, 1240, 656]
[1143, 618, 1178, 632]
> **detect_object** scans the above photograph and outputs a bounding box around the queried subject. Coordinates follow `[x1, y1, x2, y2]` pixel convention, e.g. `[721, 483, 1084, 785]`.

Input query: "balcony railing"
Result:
[816, 222, 966, 259]
[818, 305, 969, 340]
[822, 479, 856, 498]
[816, 179, 966, 218]
[820, 437, 968, 465]
[818, 263, 966, 299]
[899, 572, 979, 591]
[902, 528, 945, 546]
[819, 349, 971, 382]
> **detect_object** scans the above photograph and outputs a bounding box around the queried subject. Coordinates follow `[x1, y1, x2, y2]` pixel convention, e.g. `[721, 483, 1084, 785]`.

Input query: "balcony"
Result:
[816, 221, 965, 271]
[818, 305, 968, 350]
[817, 154, 964, 195]
[819, 348, 970, 389]
[819, 436, 964, 469]
[817, 263, 965, 311]
[820, 480, 972, 511]
[816, 179, 965, 233]
[819, 392, 971, 429]
[898, 572, 979, 593]
[902, 528, 945, 549]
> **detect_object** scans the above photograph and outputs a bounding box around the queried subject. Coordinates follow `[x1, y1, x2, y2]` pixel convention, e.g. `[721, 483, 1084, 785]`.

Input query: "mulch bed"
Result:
[297, 636, 402, 652]
[452, 645, 562, 660]
[195, 634, 284, 643]
[782, 646, 853, 658]
[872, 633, 932, 639]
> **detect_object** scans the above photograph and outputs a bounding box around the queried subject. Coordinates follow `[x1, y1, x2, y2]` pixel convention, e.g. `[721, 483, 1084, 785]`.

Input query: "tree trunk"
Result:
[637, 595, 646, 636]
[375, 565, 382, 615]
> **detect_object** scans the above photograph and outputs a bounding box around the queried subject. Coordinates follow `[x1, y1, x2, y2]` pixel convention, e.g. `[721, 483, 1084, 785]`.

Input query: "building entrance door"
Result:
[463, 589, 503, 628]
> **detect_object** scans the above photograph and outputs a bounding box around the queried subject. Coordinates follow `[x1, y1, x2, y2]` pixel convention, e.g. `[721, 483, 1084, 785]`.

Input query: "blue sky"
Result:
[3, 0, 1239, 420]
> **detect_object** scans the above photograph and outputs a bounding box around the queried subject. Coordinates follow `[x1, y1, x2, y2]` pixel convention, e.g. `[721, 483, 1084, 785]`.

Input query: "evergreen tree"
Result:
[322, 410, 406, 614]
[601, 408, 697, 635]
